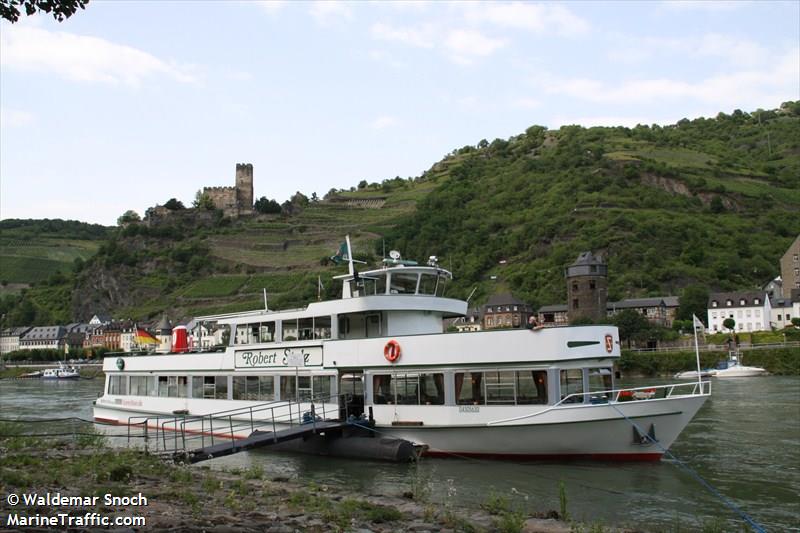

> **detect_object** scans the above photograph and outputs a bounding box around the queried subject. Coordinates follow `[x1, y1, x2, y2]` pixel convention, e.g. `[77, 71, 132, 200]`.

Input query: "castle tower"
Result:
[235, 163, 254, 214]
[565, 252, 608, 323]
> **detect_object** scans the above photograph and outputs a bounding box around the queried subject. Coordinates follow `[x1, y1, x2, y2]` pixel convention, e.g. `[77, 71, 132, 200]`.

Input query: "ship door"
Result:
[338, 371, 364, 419]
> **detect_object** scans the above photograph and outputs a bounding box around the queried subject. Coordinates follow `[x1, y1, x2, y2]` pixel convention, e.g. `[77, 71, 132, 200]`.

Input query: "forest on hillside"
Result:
[1, 102, 799, 326]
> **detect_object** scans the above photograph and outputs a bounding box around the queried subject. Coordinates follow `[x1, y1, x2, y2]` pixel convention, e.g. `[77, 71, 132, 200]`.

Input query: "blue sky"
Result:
[1, 1, 798, 226]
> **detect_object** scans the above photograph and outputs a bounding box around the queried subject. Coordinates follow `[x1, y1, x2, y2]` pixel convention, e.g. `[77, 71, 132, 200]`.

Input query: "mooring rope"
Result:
[607, 402, 767, 533]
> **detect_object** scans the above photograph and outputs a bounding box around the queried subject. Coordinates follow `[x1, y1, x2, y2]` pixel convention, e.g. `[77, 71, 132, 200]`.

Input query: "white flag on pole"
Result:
[693, 314, 705, 332]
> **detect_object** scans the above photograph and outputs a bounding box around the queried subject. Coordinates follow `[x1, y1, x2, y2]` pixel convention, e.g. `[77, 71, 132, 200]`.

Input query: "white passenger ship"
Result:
[94, 239, 710, 460]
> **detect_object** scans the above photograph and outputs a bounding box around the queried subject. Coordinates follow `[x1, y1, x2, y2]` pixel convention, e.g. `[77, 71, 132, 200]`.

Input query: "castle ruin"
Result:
[203, 163, 254, 217]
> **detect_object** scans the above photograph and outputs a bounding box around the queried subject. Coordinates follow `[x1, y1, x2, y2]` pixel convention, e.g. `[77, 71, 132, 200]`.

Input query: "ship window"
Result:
[215, 376, 228, 399]
[109, 375, 127, 395]
[234, 376, 275, 401]
[298, 375, 312, 401]
[280, 375, 296, 401]
[587, 368, 613, 402]
[485, 371, 516, 404]
[455, 372, 485, 405]
[298, 318, 314, 340]
[259, 322, 275, 343]
[390, 272, 419, 294]
[375, 274, 387, 295]
[435, 276, 447, 297]
[372, 374, 393, 404]
[419, 274, 438, 295]
[158, 376, 169, 397]
[191, 376, 217, 399]
[313, 375, 333, 401]
[283, 319, 298, 341]
[314, 316, 332, 340]
[560, 369, 584, 403]
[394, 374, 418, 404]
[129, 376, 147, 396]
[516, 371, 548, 404]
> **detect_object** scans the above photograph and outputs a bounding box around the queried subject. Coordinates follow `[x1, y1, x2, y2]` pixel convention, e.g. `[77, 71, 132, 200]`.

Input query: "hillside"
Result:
[0, 219, 110, 294]
[1, 103, 798, 326]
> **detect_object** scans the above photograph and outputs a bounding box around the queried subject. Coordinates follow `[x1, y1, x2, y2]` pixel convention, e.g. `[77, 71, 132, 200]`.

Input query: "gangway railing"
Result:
[487, 381, 711, 426]
[127, 392, 355, 456]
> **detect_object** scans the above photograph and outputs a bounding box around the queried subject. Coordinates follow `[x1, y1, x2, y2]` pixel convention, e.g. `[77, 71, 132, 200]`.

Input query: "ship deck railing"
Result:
[126, 392, 356, 456]
[487, 381, 711, 426]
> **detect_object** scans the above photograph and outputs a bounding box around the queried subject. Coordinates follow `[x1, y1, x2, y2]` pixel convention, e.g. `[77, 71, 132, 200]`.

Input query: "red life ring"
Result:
[384, 340, 401, 363]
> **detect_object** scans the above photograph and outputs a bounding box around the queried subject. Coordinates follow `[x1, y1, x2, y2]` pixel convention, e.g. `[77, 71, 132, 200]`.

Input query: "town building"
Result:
[565, 252, 608, 323]
[447, 308, 482, 332]
[707, 291, 771, 333]
[19, 326, 67, 351]
[607, 297, 680, 328]
[536, 304, 569, 327]
[482, 293, 533, 329]
[771, 290, 800, 329]
[762, 277, 783, 299]
[781, 234, 800, 297]
[0, 327, 32, 354]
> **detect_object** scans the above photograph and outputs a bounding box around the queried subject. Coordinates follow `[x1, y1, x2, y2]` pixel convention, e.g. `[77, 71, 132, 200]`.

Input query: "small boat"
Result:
[41, 363, 81, 380]
[18, 370, 44, 379]
[674, 369, 717, 379]
[713, 353, 766, 378]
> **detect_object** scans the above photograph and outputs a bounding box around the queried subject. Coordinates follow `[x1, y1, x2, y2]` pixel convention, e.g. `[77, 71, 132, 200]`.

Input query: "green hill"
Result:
[1, 102, 798, 326]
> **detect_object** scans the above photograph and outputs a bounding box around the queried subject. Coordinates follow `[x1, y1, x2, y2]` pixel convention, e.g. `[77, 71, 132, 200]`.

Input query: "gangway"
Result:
[125, 394, 395, 463]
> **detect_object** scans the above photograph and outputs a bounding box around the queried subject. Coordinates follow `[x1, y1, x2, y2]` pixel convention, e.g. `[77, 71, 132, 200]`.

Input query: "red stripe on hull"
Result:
[422, 450, 663, 461]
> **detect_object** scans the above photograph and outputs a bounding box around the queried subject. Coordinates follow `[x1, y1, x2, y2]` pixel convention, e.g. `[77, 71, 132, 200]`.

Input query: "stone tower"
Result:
[235, 163, 254, 213]
[565, 252, 608, 323]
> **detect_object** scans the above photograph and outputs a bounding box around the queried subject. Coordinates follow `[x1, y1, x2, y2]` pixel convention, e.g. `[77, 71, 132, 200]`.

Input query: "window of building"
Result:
[712, 311, 717, 319]
[787, 314, 791, 320]
[726, 300, 732, 306]
[590, 265, 597, 272]
[739, 299, 746, 305]
[754, 298, 760, 305]
[560, 369, 584, 403]
[755, 310, 761, 317]
[572, 283, 578, 292]
[572, 299, 579, 310]
[589, 280, 596, 290]
[746, 309, 752, 317]
[712, 301, 718, 307]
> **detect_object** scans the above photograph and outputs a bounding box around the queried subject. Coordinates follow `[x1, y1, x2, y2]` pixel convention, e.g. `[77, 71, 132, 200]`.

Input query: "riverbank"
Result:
[0, 365, 103, 380]
[619, 346, 800, 376]
[0, 425, 600, 533]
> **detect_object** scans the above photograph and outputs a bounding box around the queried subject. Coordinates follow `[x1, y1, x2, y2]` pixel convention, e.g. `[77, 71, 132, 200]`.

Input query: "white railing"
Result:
[487, 381, 711, 426]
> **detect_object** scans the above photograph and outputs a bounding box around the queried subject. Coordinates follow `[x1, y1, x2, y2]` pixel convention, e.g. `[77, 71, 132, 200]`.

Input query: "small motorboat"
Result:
[674, 369, 717, 379]
[713, 356, 767, 378]
[41, 363, 81, 380]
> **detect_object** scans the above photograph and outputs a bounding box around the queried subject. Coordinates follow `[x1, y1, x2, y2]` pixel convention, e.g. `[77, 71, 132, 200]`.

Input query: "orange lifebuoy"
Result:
[384, 340, 401, 363]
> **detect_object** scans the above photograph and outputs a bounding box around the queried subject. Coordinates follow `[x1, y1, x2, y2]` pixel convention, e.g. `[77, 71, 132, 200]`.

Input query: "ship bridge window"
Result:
[560, 369, 584, 403]
[587, 368, 613, 403]
[390, 272, 419, 295]
[419, 274, 438, 295]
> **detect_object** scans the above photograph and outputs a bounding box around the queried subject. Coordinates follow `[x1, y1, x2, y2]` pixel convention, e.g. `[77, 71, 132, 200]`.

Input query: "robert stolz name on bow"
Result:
[235, 347, 322, 368]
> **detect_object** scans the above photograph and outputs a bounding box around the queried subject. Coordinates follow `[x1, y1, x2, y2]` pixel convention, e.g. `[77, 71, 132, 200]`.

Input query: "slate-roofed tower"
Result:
[566, 252, 608, 323]
[236, 163, 254, 213]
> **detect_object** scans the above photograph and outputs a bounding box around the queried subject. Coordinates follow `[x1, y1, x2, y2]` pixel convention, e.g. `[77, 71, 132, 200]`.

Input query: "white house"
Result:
[771, 291, 800, 329]
[708, 291, 771, 333]
[0, 327, 32, 355]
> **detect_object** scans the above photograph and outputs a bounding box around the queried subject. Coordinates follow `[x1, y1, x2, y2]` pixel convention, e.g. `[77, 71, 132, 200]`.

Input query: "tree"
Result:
[116, 210, 141, 226]
[0, 0, 88, 23]
[357, 180, 368, 190]
[310, 192, 319, 203]
[163, 198, 185, 210]
[722, 318, 735, 332]
[612, 310, 651, 348]
[193, 190, 215, 210]
[791, 317, 800, 328]
[254, 196, 281, 214]
[676, 285, 709, 322]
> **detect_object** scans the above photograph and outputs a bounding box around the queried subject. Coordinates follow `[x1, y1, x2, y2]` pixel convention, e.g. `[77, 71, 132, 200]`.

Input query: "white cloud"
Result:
[445, 29, 507, 65]
[309, 1, 353, 26]
[371, 115, 398, 129]
[370, 22, 435, 48]
[0, 25, 197, 86]
[661, 1, 752, 11]
[513, 98, 541, 110]
[605, 32, 769, 67]
[0, 108, 35, 128]
[535, 47, 799, 108]
[463, 2, 590, 36]
[256, 0, 286, 14]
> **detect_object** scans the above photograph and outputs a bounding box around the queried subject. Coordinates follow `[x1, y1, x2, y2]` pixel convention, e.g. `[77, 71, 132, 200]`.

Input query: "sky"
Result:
[1, 0, 798, 226]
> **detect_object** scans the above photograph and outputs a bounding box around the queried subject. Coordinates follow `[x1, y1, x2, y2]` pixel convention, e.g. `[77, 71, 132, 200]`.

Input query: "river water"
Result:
[1, 376, 798, 531]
